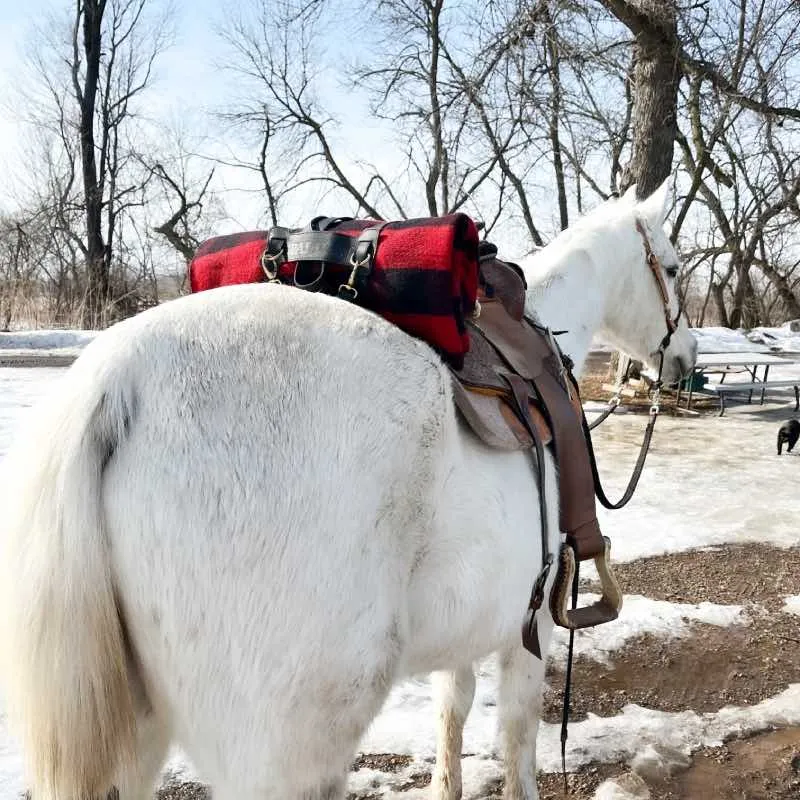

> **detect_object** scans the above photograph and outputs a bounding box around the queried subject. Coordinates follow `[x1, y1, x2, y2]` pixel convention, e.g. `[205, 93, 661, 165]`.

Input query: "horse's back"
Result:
[94, 284, 452, 786]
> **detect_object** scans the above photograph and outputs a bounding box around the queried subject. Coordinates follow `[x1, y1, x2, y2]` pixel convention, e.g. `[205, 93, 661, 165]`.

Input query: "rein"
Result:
[586, 393, 621, 431]
[574, 359, 663, 511]
[585, 355, 633, 431]
[578, 217, 683, 507]
[559, 218, 682, 787]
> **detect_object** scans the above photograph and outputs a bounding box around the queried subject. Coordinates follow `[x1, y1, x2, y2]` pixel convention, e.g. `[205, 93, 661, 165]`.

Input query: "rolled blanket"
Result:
[189, 213, 480, 368]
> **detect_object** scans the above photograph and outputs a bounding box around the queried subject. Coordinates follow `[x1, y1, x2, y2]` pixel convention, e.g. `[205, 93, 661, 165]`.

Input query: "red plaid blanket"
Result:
[189, 214, 480, 368]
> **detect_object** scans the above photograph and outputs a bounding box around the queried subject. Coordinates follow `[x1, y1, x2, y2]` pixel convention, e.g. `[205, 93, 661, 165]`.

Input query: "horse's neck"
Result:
[522, 219, 630, 377]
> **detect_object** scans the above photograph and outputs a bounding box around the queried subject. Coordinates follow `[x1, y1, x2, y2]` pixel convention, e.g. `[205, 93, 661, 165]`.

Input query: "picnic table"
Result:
[680, 351, 800, 414]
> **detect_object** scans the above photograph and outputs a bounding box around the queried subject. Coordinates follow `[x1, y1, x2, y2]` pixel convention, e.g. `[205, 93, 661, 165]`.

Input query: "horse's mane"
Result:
[521, 194, 631, 276]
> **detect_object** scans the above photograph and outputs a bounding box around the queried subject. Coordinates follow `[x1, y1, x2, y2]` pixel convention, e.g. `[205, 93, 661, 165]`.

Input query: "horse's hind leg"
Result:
[498, 638, 551, 800]
[113, 708, 171, 800]
[431, 667, 476, 800]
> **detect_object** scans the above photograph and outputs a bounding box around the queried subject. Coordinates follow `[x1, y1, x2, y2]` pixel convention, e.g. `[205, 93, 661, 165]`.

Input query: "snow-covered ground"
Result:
[1, 327, 799, 799]
[691, 322, 800, 354]
[0, 329, 99, 362]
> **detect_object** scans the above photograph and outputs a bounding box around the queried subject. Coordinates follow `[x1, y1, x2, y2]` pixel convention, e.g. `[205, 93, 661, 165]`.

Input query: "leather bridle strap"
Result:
[588, 223, 680, 433]
[635, 219, 683, 355]
[636, 218, 677, 334]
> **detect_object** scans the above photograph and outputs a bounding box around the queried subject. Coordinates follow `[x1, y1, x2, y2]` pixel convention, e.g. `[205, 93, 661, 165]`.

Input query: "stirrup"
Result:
[550, 536, 622, 629]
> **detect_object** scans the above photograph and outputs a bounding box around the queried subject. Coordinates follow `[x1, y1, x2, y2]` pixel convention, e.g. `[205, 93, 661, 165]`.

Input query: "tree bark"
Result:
[754, 258, 800, 322]
[543, 5, 568, 229]
[712, 281, 730, 328]
[599, 0, 680, 199]
[77, 0, 108, 327]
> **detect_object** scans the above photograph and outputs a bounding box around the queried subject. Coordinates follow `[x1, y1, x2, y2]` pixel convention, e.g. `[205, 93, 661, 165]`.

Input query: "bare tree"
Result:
[670, 1, 800, 327]
[13, 0, 172, 326]
[594, 0, 681, 197]
[219, 0, 385, 222]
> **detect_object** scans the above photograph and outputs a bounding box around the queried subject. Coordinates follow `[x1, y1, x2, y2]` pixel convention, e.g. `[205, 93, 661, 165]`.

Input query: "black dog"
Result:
[778, 419, 800, 455]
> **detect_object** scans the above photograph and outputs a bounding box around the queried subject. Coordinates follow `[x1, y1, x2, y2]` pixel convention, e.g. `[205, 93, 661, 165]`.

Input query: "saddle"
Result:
[188, 215, 622, 656]
[453, 251, 621, 653]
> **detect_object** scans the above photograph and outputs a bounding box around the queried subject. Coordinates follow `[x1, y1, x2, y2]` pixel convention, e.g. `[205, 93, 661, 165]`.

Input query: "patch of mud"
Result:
[156, 782, 208, 800]
[584, 544, 800, 608]
[353, 754, 414, 773]
[655, 727, 800, 799]
[544, 615, 800, 723]
[476, 763, 622, 799]
[0, 354, 77, 368]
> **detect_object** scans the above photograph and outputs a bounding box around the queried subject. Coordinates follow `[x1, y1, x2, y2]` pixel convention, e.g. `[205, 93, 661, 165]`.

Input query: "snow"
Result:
[594, 774, 651, 800]
[0, 368, 66, 456]
[783, 596, 800, 616]
[691, 322, 800, 354]
[0, 330, 98, 361]
[0, 329, 799, 798]
[0, 330, 98, 350]
[549, 596, 745, 667]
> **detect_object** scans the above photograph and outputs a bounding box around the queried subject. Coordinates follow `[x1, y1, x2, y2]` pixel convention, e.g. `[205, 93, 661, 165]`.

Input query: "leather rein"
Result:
[579, 218, 683, 510]
[558, 218, 685, 785]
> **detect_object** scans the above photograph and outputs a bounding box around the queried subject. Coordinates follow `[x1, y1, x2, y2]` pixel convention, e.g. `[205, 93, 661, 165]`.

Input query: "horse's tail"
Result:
[0, 358, 137, 798]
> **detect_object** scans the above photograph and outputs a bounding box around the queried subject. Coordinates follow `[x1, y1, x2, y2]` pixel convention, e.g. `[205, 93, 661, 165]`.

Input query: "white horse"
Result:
[0, 179, 696, 800]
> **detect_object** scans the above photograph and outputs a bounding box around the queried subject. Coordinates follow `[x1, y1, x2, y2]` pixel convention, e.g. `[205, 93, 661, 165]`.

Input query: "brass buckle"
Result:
[260, 248, 284, 281]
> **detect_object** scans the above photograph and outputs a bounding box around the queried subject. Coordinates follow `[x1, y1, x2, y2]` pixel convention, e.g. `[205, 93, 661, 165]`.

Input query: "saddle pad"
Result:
[189, 214, 480, 369]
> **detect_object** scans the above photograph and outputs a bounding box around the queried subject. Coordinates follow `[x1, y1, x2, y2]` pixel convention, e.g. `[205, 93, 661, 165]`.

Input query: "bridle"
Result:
[587, 217, 683, 432]
[580, 217, 686, 509]
[636, 218, 683, 359]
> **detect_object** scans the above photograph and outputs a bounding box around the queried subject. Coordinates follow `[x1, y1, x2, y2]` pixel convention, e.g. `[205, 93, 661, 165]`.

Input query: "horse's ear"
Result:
[638, 178, 672, 225]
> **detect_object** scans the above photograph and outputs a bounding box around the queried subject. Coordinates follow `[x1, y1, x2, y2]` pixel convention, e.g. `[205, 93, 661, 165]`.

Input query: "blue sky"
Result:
[0, 0, 418, 238]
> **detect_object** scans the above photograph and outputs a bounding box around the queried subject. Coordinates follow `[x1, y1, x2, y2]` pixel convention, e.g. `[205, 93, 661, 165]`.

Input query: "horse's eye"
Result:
[665, 265, 679, 279]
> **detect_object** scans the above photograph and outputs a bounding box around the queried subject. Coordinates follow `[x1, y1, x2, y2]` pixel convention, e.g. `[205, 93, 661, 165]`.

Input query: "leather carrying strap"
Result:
[262, 226, 292, 279]
[266, 217, 372, 277]
[286, 231, 355, 266]
[338, 223, 388, 302]
[266, 220, 389, 301]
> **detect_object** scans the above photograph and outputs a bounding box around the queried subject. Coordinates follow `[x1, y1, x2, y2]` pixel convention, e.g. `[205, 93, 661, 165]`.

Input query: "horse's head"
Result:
[604, 180, 697, 384]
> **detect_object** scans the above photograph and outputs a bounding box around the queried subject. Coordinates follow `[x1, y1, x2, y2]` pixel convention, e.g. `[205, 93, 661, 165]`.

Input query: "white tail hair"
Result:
[0, 360, 137, 798]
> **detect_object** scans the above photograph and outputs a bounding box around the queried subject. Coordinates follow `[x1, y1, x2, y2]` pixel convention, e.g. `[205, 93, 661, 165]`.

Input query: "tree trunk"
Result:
[728, 260, 754, 329]
[543, 5, 568, 230]
[600, 0, 681, 199]
[78, 0, 108, 327]
[712, 281, 730, 328]
[755, 260, 800, 322]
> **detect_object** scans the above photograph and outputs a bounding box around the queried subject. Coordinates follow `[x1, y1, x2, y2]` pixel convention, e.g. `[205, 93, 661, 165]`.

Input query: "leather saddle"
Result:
[451, 251, 622, 649]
